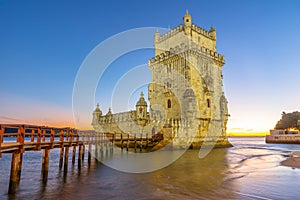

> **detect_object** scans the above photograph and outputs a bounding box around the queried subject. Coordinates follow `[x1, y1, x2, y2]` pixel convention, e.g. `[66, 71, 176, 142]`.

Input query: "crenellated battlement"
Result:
[192, 24, 215, 40]
[156, 24, 183, 43]
[156, 23, 215, 43]
[149, 43, 225, 65]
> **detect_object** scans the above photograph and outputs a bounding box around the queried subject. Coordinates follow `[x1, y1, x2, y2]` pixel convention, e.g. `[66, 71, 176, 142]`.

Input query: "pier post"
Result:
[82, 145, 85, 161]
[88, 144, 91, 164]
[78, 145, 84, 165]
[95, 143, 98, 160]
[121, 134, 123, 150]
[50, 129, 54, 149]
[134, 134, 137, 151]
[42, 129, 46, 142]
[100, 144, 103, 158]
[41, 148, 50, 182]
[36, 127, 41, 151]
[8, 150, 23, 194]
[126, 134, 129, 151]
[64, 146, 69, 173]
[31, 129, 35, 142]
[0, 125, 3, 158]
[64, 130, 70, 174]
[140, 133, 143, 152]
[72, 146, 76, 165]
[59, 130, 64, 169]
[146, 134, 148, 148]
[17, 126, 25, 154]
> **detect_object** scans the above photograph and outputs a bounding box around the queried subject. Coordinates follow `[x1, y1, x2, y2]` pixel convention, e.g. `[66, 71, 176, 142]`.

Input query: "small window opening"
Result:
[207, 99, 210, 108]
[168, 99, 172, 108]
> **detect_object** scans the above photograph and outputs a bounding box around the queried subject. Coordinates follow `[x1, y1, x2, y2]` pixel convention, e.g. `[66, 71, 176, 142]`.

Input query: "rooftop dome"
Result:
[106, 107, 112, 115]
[136, 92, 147, 106]
[93, 103, 102, 114]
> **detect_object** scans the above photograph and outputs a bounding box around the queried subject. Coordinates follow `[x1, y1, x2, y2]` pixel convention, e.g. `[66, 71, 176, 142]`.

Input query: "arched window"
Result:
[207, 99, 210, 108]
[167, 99, 172, 108]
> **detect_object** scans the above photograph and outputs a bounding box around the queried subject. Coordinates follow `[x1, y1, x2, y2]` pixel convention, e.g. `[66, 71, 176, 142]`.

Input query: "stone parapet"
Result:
[149, 44, 225, 66]
[156, 23, 215, 43]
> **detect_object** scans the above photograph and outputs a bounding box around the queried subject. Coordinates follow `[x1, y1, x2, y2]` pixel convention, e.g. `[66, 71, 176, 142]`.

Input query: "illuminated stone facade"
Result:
[92, 11, 231, 148]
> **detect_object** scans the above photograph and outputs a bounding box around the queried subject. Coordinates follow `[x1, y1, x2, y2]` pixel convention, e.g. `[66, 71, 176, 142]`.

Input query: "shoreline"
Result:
[281, 151, 300, 169]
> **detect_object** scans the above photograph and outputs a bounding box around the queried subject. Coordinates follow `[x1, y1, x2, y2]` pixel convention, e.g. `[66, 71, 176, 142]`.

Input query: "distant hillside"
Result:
[275, 111, 300, 130]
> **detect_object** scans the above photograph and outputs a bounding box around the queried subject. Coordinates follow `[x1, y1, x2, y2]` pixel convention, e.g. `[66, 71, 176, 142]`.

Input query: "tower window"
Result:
[168, 99, 172, 108]
[166, 82, 172, 89]
[207, 99, 210, 108]
[186, 19, 189, 22]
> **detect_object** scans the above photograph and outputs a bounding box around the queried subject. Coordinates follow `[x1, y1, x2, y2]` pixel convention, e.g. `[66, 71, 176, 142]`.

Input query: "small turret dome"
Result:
[136, 92, 147, 106]
[183, 10, 192, 26]
[106, 107, 112, 115]
[209, 26, 216, 40]
[93, 103, 102, 115]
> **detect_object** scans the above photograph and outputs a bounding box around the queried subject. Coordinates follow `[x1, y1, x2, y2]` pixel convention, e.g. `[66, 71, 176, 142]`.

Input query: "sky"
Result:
[0, 0, 300, 134]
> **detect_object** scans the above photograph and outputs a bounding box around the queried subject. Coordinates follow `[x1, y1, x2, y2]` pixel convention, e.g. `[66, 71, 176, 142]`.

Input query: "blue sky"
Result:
[0, 0, 300, 132]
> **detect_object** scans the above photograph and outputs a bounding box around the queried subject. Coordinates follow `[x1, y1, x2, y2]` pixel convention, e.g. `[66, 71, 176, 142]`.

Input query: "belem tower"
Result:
[92, 11, 232, 149]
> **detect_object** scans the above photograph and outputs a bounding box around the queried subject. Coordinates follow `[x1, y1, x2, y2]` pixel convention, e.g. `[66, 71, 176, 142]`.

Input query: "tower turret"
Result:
[136, 92, 148, 120]
[183, 10, 192, 35]
[154, 30, 161, 55]
[91, 103, 102, 126]
[209, 26, 216, 40]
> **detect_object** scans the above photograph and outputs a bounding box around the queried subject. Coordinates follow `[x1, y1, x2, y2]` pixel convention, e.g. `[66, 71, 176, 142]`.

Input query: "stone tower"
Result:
[92, 11, 231, 148]
[136, 92, 148, 126]
[91, 103, 102, 127]
[148, 10, 230, 147]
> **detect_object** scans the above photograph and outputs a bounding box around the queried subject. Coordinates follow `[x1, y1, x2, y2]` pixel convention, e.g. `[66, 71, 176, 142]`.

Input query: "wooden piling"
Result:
[41, 148, 50, 181]
[59, 147, 64, 169]
[59, 130, 64, 169]
[50, 129, 54, 149]
[126, 134, 129, 151]
[64, 146, 69, 173]
[134, 134, 137, 151]
[72, 146, 76, 165]
[95, 143, 98, 160]
[81, 145, 85, 161]
[36, 127, 41, 151]
[31, 129, 35, 142]
[88, 144, 91, 164]
[140, 134, 143, 152]
[8, 150, 23, 194]
[17, 126, 25, 154]
[0, 126, 3, 158]
[42, 130, 46, 142]
[78, 145, 83, 164]
[121, 134, 123, 150]
[100, 144, 103, 158]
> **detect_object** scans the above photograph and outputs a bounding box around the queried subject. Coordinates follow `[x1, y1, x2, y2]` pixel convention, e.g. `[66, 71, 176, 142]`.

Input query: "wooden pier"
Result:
[0, 124, 162, 194]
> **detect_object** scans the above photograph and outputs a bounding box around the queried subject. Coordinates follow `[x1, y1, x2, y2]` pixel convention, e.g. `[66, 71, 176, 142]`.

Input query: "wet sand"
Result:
[281, 151, 300, 169]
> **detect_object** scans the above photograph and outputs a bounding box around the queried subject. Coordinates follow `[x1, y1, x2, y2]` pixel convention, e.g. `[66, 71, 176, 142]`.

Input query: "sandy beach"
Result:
[281, 151, 300, 169]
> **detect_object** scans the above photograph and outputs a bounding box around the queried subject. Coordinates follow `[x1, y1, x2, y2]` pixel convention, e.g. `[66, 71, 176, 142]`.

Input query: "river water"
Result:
[1, 137, 300, 200]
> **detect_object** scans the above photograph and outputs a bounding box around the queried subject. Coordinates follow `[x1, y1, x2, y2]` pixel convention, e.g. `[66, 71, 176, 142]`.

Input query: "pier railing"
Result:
[0, 124, 162, 194]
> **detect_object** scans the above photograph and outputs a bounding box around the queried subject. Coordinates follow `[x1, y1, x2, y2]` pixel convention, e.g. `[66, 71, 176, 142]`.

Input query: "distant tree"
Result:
[275, 111, 300, 130]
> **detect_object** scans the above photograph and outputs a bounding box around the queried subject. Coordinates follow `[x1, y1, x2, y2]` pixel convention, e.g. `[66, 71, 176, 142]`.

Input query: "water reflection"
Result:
[2, 138, 300, 199]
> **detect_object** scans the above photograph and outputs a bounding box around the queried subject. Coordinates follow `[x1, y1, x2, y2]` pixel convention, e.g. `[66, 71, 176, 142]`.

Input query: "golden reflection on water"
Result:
[2, 137, 300, 199]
